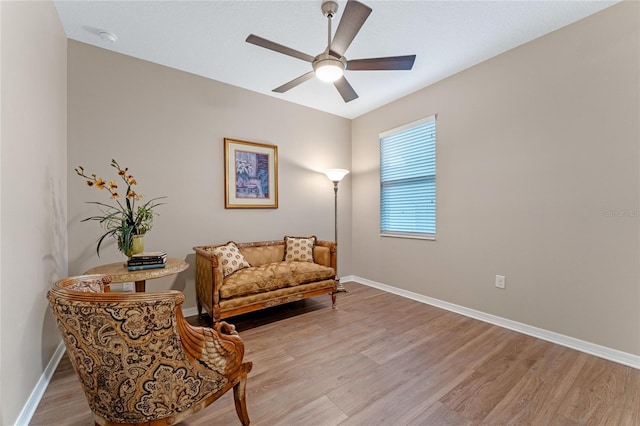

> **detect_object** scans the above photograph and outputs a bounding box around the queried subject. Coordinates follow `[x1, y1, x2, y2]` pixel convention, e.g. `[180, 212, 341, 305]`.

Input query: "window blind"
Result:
[380, 116, 436, 237]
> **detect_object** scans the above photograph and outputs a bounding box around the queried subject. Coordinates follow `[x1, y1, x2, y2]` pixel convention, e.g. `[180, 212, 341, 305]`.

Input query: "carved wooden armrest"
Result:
[52, 274, 113, 293]
[176, 308, 245, 375]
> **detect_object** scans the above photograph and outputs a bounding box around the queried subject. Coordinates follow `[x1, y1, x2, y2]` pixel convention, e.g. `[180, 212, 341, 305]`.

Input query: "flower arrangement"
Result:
[75, 159, 165, 257]
[235, 157, 253, 187]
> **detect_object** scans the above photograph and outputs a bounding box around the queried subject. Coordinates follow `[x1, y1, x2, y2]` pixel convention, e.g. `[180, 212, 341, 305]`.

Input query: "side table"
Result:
[85, 258, 189, 292]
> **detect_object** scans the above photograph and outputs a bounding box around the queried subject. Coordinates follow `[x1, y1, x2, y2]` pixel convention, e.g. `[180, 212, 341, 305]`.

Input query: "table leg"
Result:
[135, 280, 146, 292]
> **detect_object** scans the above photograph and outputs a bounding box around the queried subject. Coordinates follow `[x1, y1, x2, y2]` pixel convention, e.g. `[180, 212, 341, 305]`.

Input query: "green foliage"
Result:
[75, 159, 166, 257]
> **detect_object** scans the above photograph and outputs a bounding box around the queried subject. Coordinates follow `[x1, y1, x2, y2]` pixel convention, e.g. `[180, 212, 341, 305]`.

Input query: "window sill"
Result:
[380, 233, 436, 241]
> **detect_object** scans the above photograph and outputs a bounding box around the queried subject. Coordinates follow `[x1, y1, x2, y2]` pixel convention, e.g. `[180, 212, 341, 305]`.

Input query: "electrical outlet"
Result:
[123, 282, 134, 292]
[495, 275, 506, 289]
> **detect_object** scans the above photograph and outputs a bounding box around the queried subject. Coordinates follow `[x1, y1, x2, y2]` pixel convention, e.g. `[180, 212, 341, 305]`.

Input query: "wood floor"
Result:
[32, 282, 640, 425]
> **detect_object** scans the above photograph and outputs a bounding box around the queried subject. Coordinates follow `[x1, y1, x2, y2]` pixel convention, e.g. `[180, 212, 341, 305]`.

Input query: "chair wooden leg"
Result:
[331, 292, 337, 309]
[233, 374, 250, 425]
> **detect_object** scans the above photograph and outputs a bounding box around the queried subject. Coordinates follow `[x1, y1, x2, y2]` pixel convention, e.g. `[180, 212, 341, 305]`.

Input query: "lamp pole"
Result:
[332, 180, 339, 248]
[324, 169, 349, 293]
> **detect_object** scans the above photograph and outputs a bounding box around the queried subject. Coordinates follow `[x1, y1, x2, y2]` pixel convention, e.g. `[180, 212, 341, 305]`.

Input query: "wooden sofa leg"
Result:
[331, 292, 337, 309]
[233, 374, 250, 426]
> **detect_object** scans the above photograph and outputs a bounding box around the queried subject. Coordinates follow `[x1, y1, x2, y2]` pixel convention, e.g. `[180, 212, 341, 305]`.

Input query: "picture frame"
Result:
[224, 138, 278, 209]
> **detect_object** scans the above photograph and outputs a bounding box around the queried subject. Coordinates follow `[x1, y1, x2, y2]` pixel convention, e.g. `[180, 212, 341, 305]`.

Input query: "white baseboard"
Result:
[341, 275, 640, 370]
[15, 341, 66, 426]
[182, 306, 199, 318]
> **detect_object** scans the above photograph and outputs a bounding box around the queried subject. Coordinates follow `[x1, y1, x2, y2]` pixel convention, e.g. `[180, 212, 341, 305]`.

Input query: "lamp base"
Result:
[334, 277, 348, 293]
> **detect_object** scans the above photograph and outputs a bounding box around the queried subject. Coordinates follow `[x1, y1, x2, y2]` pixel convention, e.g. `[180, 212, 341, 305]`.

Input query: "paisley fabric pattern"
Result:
[136, 365, 201, 416]
[220, 261, 335, 298]
[65, 274, 111, 293]
[48, 288, 227, 424]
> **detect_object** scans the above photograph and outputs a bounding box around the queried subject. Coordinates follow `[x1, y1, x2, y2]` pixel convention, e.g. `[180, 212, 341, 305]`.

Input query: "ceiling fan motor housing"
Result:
[321, 1, 339, 18]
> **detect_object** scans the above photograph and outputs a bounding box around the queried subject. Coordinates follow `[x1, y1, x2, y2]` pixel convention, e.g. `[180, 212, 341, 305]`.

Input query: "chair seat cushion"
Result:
[220, 261, 335, 299]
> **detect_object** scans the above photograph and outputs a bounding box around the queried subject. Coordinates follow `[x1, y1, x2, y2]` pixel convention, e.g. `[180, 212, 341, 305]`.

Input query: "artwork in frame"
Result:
[224, 138, 278, 209]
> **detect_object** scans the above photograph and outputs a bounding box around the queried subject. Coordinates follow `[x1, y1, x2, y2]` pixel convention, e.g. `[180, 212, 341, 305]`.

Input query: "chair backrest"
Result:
[48, 274, 229, 424]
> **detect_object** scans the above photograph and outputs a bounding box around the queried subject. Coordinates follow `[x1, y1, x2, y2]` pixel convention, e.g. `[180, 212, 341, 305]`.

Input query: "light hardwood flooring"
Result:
[32, 282, 640, 425]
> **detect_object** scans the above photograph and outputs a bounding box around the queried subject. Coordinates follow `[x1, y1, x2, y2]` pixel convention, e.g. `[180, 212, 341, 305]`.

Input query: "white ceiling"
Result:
[54, 0, 618, 119]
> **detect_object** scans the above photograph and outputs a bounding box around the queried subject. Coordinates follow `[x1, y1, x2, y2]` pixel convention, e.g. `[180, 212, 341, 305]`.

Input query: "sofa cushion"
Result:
[220, 261, 335, 299]
[213, 242, 250, 278]
[283, 236, 316, 262]
[239, 245, 285, 267]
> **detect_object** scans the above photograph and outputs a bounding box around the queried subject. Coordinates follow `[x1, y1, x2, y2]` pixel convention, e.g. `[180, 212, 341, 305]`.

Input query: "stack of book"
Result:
[127, 252, 167, 271]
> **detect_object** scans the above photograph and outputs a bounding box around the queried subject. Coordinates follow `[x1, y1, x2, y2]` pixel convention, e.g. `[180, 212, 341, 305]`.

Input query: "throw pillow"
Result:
[213, 242, 250, 278]
[284, 235, 317, 262]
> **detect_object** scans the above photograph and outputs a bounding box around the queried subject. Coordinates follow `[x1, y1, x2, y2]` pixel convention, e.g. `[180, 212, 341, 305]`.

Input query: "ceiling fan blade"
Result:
[330, 0, 372, 57]
[347, 55, 416, 71]
[273, 71, 316, 93]
[334, 76, 359, 103]
[246, 34, 315, 63]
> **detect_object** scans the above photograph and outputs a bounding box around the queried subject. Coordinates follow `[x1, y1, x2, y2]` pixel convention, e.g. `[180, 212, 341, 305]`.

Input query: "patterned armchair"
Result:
[48, 274, 252, 425]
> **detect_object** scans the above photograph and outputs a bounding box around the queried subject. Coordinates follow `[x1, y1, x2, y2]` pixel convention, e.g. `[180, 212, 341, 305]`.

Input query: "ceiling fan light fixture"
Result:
[314, 57, 344, 82]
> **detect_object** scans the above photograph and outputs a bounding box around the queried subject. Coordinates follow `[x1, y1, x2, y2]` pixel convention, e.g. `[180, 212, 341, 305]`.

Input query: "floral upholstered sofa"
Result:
[194, 237, 337, 322]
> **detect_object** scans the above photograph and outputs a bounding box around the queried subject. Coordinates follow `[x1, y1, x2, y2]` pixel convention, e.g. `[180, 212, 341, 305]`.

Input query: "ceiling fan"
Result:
[246, 0, 416, 103]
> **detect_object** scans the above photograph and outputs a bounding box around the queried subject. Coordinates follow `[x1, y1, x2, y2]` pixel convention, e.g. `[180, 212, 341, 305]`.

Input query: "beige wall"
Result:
[67, 41, 352, 308]
[352, 1, 640, 356]
[0, 1, 68, 423]
[4, 0, 638, 420]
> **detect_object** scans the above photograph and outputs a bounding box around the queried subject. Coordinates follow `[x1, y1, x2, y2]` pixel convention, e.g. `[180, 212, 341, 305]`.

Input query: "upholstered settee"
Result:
[194, 238, 337, 323]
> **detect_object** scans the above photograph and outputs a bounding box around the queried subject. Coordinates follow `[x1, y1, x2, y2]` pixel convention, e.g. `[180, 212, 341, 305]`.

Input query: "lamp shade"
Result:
[324, 169, 350, 182]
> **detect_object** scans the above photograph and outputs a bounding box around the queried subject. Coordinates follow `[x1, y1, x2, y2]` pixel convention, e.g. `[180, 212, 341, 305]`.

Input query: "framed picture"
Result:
[224, 138, 278, 209]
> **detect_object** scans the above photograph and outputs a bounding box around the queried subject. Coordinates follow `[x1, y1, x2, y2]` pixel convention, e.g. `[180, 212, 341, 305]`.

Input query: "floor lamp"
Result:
[324, 168, 349, 293]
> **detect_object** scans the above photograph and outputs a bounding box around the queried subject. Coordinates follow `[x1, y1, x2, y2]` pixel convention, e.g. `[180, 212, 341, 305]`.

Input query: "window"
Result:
[380, 115, 436, 239]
